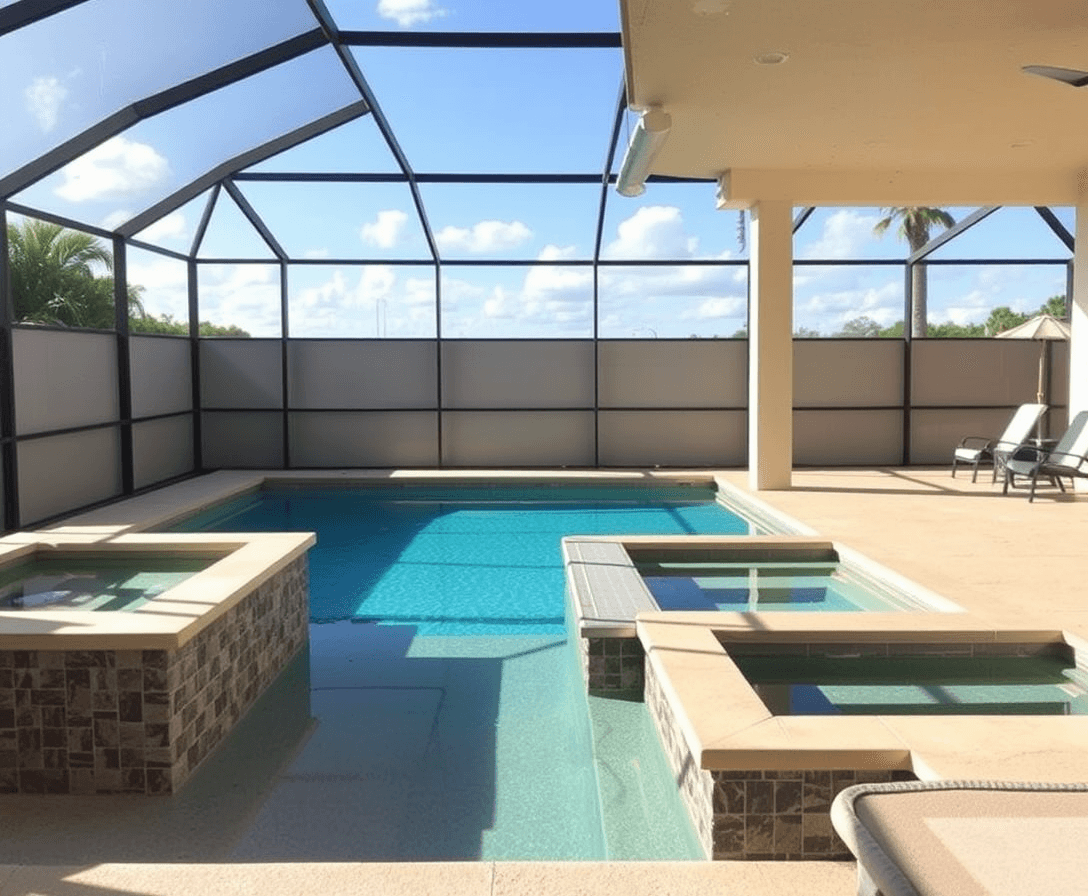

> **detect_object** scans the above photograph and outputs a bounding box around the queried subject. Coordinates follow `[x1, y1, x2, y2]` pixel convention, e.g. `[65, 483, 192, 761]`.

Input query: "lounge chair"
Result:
[1002, 409, 1088, 502]
[831, 780, 1088, 896]
[951, 403, 1046, 482]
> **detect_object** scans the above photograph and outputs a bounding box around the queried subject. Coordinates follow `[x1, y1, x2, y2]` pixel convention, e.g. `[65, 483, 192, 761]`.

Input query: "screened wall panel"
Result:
[441, 341, 595, 409]
[441, 411, 595, 467]
[289, 411, 439, 467]
[912, 340, 1043, 407]
[130, 336, 192, 418]
[201, 411, 284, 468]
[17, 428, 122, 526]
[910, 408, 1020, 465]
[598, 410, 745, 467]
[13, 329, 119, 434]
[597, 341, 746, 408]
[200, 340, 283, 409]
[794, 410, 903, 465]
[288, 341, 437, 409]
[793, 341, 904, 408]
[133, 416, 195, 489]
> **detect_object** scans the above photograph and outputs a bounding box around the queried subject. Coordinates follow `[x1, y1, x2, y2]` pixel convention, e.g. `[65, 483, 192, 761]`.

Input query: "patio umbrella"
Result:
[995, 312, 1071, 404]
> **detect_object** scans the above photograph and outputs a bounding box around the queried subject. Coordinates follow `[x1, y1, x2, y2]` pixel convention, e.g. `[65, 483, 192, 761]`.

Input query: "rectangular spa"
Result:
[637, 620, 1088, 862]
[0, 532, 314, 795]
[564, 535, 959, 693]
[735, 648, 1088, 716]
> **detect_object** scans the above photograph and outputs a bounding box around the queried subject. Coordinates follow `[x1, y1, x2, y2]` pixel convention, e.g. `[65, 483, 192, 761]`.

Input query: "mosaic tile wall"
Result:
[644, 654, 914, 860]
[0, 554, 309, 795]
[581, 636, 644, 693]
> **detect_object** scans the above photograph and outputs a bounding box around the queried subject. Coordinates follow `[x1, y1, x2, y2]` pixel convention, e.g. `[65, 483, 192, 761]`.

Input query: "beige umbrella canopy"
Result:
[995, 313, 1071, 404]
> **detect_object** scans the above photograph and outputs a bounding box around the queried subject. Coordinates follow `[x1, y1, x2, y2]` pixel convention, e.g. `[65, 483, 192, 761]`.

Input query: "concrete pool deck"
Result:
[1, 466, 1085, 893]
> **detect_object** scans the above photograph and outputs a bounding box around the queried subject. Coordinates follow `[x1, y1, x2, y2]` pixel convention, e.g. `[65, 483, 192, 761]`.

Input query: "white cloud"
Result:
[603, 206, 701, 260]
[197, 265, 281, 337]
[436, 219, 532, 253]
[361, 209, 409, 249]
[138, 212, 188, 244]
[25, 76, 67, 132]
[55, 136, 169, 203]
[377, 0, 447, 27]
[799, 209, 881, 259]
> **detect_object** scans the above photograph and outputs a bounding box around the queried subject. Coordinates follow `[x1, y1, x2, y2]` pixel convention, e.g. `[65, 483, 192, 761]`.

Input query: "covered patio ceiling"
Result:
[619, 0, 1088, 206]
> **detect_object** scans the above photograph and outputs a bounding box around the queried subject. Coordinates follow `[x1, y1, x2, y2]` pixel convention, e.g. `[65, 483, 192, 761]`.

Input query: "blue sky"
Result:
[2, 0, 1075, 338]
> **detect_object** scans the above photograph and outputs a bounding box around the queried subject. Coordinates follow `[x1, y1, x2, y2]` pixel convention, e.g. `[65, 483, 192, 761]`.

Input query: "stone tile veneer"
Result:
[644, 650, 913, 860]
[582, 636, 644, 692]
[0, 555, 309, 795]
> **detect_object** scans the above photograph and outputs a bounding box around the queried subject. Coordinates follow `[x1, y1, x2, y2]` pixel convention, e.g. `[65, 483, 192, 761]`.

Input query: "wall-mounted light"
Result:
[615, 107, 672, 197]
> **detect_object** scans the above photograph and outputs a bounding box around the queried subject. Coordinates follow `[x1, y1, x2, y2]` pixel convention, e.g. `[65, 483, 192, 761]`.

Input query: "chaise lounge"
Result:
[1002, 410, 1088, 502]
[951, 403, 1046, 483]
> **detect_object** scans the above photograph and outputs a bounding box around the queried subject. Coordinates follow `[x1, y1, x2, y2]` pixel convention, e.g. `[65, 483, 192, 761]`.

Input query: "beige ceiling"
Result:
[619, 0, 1088, 206]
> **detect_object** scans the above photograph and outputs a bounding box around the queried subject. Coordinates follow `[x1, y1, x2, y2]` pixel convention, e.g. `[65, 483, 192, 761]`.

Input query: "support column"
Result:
[1070, 184, 1088, 421]
[747, 200, 794, 490]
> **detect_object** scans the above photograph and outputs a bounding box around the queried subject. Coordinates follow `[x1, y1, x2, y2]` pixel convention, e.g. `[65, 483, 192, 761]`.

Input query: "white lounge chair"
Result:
[1002, 409, 1088, 501]
[951, 403, 1046, 483]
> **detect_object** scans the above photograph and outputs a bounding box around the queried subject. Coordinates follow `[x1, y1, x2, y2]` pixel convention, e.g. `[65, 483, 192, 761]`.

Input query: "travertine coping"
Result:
[0, 531, 315, 650]
[637, 613, 1088, 781]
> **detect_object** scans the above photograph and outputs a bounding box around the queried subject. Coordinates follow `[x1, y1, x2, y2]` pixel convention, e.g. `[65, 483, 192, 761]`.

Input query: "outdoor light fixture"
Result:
[615, 107, 672, 197]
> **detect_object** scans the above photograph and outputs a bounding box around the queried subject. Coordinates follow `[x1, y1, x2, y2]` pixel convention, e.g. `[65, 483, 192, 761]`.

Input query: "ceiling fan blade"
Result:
[1022, 65, 1088, 87]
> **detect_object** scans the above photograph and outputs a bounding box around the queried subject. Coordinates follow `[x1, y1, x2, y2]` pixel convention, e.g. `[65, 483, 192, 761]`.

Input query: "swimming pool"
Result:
[172, 482, 749, 860]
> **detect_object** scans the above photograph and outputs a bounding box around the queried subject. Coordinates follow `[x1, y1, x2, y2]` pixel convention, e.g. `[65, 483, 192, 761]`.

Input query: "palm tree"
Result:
[873, 207, 955, 338]
[5, 219, 142, 328]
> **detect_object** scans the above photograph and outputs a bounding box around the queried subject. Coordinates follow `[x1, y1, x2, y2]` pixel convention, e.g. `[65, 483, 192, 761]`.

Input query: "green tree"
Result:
[129, 313, 250, 337]
[834, 316, 883, 337]
[6, 219, 124, 328]
[873, 207, 955, 338]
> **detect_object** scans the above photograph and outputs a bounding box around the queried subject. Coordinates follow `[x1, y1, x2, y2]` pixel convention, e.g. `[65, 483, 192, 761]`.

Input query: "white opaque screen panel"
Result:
[0, 0, 319, 178]
[441, 411, 595, 467]
[287, 340, 437, 409]
[597, 340, 746, 408]
[908, 407, 1042, 466]
[127, 248, 190, 331]
[13, 328, 119, 435]
[351, 47, 622, 173]
[201, 411, 283, 468]
[18, 427, 122, 526]
[289, 411, 439, 467]
[598, 410, 746, 467]
[598, 264, 747, 339]
[440, 267, 593, 338]
[197, 264, 281, 338]
[792, 263, 904, 338]
[794, 409, 904, 466]
[441, 341, 595, 409]
[793, 340, 904, 408]
[200, 340, 283, 409]
[130, 336, 192, 418]
[133, 416, 195, 490]
[12, 48, 360, 228]
[421, 183, 601, 261]
[912, 340, 1044, 406]
[287, 265, 437, 339]
[238, 181, 431, 261]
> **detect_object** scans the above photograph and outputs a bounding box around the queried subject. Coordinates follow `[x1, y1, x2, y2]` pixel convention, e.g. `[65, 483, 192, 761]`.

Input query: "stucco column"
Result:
[1070, 185, 1088, 421]
[747, 200, 794, 490]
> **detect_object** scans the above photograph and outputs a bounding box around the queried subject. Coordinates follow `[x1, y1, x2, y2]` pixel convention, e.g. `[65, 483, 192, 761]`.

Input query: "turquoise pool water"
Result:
[173, 483, 749, 860]
[737, 653, 1088, 716]
[0, 555, 209, 611]
[638, 559, 919, 612]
